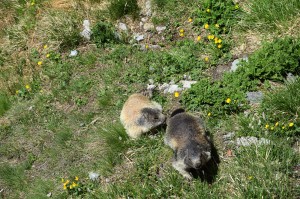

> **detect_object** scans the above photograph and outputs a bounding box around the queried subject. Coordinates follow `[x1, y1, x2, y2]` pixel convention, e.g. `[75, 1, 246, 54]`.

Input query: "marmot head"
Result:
[137, 107, 166, 129]
[177, 140, 211, 169]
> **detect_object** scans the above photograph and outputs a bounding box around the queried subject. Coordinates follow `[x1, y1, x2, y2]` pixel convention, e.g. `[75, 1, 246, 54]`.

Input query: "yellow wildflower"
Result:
[72, 182, 77, 187]
[197, 36, 201, 41]
[282, 126, 285, 129]
[61, 178, 65, 183]
[145, 44, 149, 49]
[64, 180, 70, 186]
[188, 18, 193, 23]
[179, 32, 184, 37]
[207, 35, 215, 40]
[204, 24, 209, 29]
[204, 57, 209, 62]
[275, 122, 279, 127]
[179, 29, 184, 33]
[289, 122, 294, 127]
[174, 91, 180, 98]
[207, 112, 211, 117]
[75, 176, 79, 181]
[38, 61, 43, 66]
[215, 24, 220, 28]
[16, 90, 19, 94]
[217, 44, 222, 49]
[225, 98, 231, 104]
[43, 45, 48, 49]
[31, 2, 35, 6]
[248, 176, 253, 180]
[235, 4, 239, 9]
[63, 185, 67, 190]
[39, 90, 44, 93]
[70, 185, 73, 189]
[271, 127, 274, 130]
[217, 39, 222, 43]
[46, 53, 50, 58]
[265, 124, 269, 129]
[25, 85, 31, 90]
[206, 9, 210, 13]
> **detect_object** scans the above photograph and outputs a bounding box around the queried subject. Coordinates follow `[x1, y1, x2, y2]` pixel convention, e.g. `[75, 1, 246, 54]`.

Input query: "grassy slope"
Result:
[0, 0, 299, 198]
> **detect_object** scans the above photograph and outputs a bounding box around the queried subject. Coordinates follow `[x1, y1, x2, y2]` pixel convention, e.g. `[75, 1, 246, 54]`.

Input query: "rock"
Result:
[143, 23, 154, 31]
[147, 84, 156, 90]
[230, 56, 248, 72]
[246, 91, 264, 104]
[134, 34, 144, 42]
[80, 20, 91, 40]
[69, 50, 78, 57]
[163, 84, 182, 94]
[118, 23, 128, 31]
[47, 192, 52, 197]
[223, 132, 235, 141]
[89, 172, 100, 181]
[286, 73, 297, 83]
[141, 17, 147, 22]
[156, 26, 167, 33]
[145, 0, 152, 16]
[180, 80, 197, 89]
[236, 136, 271, 146]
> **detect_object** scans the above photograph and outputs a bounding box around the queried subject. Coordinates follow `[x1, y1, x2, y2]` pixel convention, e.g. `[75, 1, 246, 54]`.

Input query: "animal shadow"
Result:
[189, 138, 220, 183]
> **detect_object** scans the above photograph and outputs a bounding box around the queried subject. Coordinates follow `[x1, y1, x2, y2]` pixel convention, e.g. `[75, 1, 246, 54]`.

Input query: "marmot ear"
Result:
[170, 108, 185, 117]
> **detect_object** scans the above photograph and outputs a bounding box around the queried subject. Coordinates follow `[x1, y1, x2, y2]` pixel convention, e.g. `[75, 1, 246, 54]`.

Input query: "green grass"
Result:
[241, 0, 300, 31]
[0, 0, 300, 198]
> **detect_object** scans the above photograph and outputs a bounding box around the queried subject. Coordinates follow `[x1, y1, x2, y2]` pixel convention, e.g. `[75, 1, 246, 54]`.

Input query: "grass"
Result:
[0, 0, 299, 198]
[240, 0, 300, 31]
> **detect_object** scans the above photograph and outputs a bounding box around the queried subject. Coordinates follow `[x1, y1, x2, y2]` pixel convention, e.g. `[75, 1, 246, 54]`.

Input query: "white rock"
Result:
[164, 84, 182, 94]
[147, 84, 156, 90]
[69, 50, 78, 57]
[180, 80, 197, 89]
[143, 23, 154, 31]
[236, 136, 271, 146]
[47, 192, 52, 197]
[145, 0, 152, 16]
[134, 34, 144, 42]
[80, 20, 91, 40]
[156, 26, 166, 33]
[118, 23, 128, 31]
[89, 172, 100, 181]
[230, 57, 248, 72]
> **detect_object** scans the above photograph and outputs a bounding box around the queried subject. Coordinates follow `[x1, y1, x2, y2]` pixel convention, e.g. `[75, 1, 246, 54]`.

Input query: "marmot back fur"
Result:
[120, 93, 166, 139]
[164, 109, 211, 179]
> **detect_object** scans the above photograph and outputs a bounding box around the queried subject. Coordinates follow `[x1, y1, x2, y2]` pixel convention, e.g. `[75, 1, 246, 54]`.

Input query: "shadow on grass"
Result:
[189, 142, 220, 184]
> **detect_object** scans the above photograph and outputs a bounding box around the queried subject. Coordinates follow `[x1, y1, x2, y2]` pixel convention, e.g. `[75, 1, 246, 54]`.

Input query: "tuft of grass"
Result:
[108, 0, 140, 20]
[263, 78, 300, 116]
[97, 122, 130, 175]
[0, 163, 26, 190]
[36, 10, 83, 51]
[0, 92, 10, 116]
[241, 0, 300, 31]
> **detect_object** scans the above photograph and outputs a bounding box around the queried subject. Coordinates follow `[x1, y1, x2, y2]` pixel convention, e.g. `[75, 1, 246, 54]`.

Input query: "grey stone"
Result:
[180, 80, 197, 89]
[236, 136, 271, 146]
[145, 0, 152, 16]
[156, 26, 167, 33]
[134, 34, 144, 42]
[89, 172, 100, 181]
[144, 23, 154, 31]
[118, 22, 128, 31]
[246, 91, 264, 104]
[80, 20, 91, 40]
[223, 132, 235, 141]
[286, 73, 297, 83]
[69, 50, 78, 57]
[230, 57, 248, 72]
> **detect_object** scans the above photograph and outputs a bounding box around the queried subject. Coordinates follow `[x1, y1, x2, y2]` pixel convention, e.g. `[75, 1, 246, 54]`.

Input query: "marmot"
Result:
[120, 93, 166, 139]
[164, 108, 211, 179]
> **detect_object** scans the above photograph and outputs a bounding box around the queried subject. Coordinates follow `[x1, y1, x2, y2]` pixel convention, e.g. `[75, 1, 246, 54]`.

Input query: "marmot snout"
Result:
[120, 93, 165, 139]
